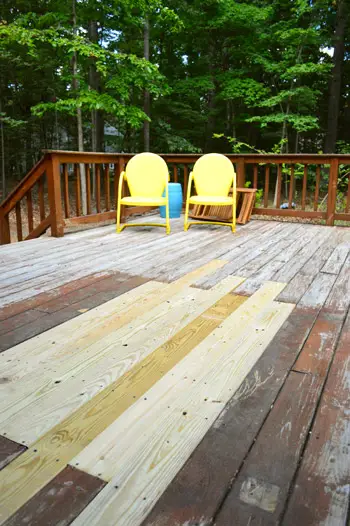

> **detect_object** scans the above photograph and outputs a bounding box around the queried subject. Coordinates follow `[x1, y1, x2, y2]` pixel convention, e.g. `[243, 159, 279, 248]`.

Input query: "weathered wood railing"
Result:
[1, 151, 350, 244]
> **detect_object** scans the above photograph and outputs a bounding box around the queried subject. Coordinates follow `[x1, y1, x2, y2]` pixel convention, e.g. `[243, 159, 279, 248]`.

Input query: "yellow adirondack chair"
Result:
[116, 153, 170, 234]
[184, 153, 236, 232]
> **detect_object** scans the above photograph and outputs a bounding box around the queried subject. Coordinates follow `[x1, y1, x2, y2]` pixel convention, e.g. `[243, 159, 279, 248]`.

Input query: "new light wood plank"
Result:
[0, 277, 242, 524]
[1, 276, 244, 444]
[0, 281, 162, 378]
[0, 260, 225, 381]
[70, 299, 293, 526]
[71, 281, 288, 479]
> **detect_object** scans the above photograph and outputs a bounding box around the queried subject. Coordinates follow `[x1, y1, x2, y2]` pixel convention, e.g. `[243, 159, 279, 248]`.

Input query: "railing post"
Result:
[0, 208, 11, 244]
[326, 158, 339, 226]
[46, 153, 65, 237]
[236, 158, 245, 187]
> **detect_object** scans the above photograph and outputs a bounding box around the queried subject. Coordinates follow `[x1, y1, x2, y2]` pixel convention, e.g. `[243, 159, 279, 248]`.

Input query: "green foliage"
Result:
[0, 0, 349, 194]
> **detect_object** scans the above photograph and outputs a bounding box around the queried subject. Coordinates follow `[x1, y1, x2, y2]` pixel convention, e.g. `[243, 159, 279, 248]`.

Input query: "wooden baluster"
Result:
[314, 165, 321, 211]
[253, 165, 258, 189]
[15, 202, 23, 241]
[346, 171, 350, 213]
[27, 189, 34, 232]
[38, 177, 45, 221]
[173, 165, 178, 183]
[104, 164, 110, 211]
[183, 164, 188, 205]
[75, 164, 81, 216]
[326, 159, 339, 226]
[85, 164, 91, 215]
[96, 164, 101, 213]
[288, 164, 295, 208]
[63, 163, 70, 218]
[236, 158, 245, 187]
[264, 165, 270, 208]
[302, 165, 308, 210]
[276, 164, 282, 209]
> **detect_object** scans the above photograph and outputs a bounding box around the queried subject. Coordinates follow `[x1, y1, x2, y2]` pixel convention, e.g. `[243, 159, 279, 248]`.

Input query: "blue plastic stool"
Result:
[160, 183, 183, 219]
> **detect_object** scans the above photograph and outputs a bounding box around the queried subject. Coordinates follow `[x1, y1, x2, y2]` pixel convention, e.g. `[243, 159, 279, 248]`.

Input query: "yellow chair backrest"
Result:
[125, 153, 168, 197]
[193, 153, 235, 196]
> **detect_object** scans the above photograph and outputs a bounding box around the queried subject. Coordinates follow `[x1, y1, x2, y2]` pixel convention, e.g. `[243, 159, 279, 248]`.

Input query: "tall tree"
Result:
[325, 0, 348, 153]
[143, 16, 150, 151]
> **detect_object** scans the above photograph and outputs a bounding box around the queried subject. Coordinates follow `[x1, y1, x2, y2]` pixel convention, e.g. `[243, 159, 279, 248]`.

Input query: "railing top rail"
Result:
[42, 150, 350, 162]
[0, 155, 47, 210]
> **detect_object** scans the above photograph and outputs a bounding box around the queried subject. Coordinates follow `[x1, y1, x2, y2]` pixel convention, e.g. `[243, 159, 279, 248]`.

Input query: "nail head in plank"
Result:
[143, 306, 319, 526]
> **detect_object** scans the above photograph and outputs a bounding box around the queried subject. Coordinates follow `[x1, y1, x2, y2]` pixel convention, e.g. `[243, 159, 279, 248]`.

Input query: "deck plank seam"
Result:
[278, 301, 350, 525]
[207, 303, 324, 526]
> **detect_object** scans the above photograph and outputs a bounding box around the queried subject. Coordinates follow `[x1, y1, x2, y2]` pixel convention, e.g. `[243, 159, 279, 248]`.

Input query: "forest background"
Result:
[0, 0, 349, 197]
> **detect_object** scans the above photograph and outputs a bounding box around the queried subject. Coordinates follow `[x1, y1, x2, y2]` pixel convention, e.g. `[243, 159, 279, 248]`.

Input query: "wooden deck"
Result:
[0, 217, 349, 526]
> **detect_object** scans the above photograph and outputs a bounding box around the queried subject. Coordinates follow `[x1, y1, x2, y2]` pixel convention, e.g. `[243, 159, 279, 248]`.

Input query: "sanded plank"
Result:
[143, 305, 319, 526]
[0, 276, 148, 351]
[70, 299, 293, 526]
[0, 280, 163, 370]
[324, 253, 350, 313]
[0, 263, 231, 523]
[277, 233, 342, 304]
[0, 436, 26, 471]
[4, 466, 106, 526]
[235, 227, 318, 296]
[0, 261, 224, 381]
[0, 238, 223, 308]
[298, 272, 337, 309]
[282, 311, 350, 526]
[273, 228, 332, 284]
[195, 223, 291, 289]
[321, 242, 349, 275]
[71, 282, 288, 478]
[215, 371, 324, 525]
[1, 277, 244, 444]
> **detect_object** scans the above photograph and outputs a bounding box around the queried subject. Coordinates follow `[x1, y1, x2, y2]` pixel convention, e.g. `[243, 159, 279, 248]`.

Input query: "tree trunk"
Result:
[325, 0, 348, 153]
[72, 0, 87, 215]
[88, 20, 104, 153]
[0, 99, 5, 199]
[143, 16, 150, 151]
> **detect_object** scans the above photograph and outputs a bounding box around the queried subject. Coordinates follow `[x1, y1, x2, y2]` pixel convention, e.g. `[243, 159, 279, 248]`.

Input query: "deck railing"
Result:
[1, 151, 350, 244]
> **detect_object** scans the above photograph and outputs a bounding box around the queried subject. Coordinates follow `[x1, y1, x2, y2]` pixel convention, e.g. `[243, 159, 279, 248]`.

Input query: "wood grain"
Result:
[282, 310, 350, 526]
[0, 436, 26, 471]
[143, 306, 319, 526]
[1, 278, 244, 444]
[0, 264, 232, 523]
[215, 371, 324, 525]
[3, 466, 106, 526]
[70, 300, 292, 526]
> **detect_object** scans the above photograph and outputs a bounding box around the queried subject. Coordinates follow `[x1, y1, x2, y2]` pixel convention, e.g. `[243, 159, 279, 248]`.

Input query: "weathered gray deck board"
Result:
[0, 218, 347, 311]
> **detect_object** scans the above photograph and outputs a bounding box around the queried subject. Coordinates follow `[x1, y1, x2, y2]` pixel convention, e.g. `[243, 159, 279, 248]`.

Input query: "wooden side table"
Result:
[189, 187, 257, 225]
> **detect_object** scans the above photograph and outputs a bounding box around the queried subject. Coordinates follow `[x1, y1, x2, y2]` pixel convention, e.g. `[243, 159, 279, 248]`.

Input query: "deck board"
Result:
[0, 218, 349, 526]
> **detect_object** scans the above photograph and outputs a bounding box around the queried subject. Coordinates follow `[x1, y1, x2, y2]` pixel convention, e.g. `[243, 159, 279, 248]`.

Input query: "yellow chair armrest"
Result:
[186, 171, 194, 201]
[118, 170, 127, 203]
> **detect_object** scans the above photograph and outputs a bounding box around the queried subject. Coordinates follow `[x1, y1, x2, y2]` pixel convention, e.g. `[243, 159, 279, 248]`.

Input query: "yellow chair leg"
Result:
[184, 198, 190, 231]
[165, 184, 170, 234]
[232, 200, 236, 233]
[116, 201, 123, 233]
